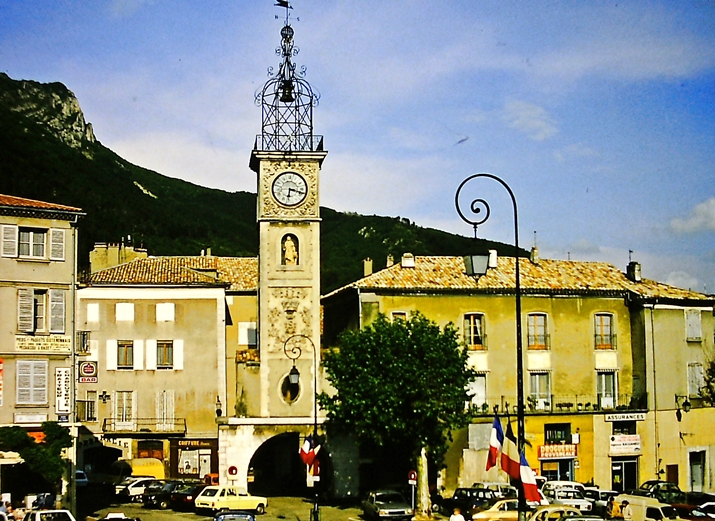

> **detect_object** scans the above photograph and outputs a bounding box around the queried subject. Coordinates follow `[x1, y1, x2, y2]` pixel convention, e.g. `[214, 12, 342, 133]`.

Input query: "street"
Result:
[91, 498, 364, 521]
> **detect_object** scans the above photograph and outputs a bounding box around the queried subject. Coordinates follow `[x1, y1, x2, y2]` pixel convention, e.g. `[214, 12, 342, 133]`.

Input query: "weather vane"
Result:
[275, 1, 298, 25]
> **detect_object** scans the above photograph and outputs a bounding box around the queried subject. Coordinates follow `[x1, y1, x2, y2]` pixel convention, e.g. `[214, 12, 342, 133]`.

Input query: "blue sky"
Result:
[2, 1, 714, 292]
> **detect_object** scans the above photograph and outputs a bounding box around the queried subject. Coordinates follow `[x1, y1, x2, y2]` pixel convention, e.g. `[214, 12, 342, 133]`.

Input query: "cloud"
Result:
[671, 198, 715, 234]
[503, 100, 557, 141]
[553, 143, 598, 163]
[665, 271, 702, 292]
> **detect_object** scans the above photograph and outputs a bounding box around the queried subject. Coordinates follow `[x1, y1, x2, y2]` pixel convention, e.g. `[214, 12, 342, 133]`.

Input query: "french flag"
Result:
[299, 435, 320, 466]
[500, 422, 521, 480]
[520, 452, 541, 503]
[485, 414, 504, 471]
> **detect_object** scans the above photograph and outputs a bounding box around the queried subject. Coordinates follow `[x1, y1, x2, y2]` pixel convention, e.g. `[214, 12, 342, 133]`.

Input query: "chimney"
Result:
[386, 255, 394, 268]
[488, 249, 498, 268]
[530, 246, 540, 264]
[363, 258, 373, 277]
[401, 253, 415, 268]
[626, 261, 642, 282]
[207, 248, 212, 257]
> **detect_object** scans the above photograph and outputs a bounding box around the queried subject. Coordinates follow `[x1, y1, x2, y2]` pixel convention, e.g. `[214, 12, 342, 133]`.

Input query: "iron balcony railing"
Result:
[594, 334, 618, 350]
[254, 134, 323, 152]
[470, 392, 648, 415]
[102, 417, 187, 435]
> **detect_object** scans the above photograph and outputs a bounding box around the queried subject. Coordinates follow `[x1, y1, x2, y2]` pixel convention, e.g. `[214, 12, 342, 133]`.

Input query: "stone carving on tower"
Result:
[249, 9, 326, 419]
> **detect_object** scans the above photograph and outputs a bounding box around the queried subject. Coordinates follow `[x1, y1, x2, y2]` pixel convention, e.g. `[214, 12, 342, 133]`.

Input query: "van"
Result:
[109, 458, 165, 482]
[615, 494, 681, 521]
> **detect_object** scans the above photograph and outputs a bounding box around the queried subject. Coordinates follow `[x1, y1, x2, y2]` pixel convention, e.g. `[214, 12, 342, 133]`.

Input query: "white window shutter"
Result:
[174, 339, 184, 370]
[89, 339, 99, 361]
[134, 340, 145, 370]
[16, 361, 33, 403]
[49, 289, 65, 333]
[31, 361, 48, 404]
[17, 288, 34, 332]
[106, 340, 118, 371]
[49, 229, 65, 261]
[86, 303, 99, 323]
[686, 310, 702, 340]
[166, 390, 175, 421]
[156, 303, 175, 322]
[2, 225, 18, 257]
[146, 339, 157, 370]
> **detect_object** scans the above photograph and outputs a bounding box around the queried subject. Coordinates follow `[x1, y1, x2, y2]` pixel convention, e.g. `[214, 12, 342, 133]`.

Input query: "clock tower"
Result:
[249, 20, 326, 419]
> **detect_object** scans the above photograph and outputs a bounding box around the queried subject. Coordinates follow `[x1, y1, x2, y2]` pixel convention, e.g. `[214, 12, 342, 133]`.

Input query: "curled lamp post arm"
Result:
[455, 172, 525, 520]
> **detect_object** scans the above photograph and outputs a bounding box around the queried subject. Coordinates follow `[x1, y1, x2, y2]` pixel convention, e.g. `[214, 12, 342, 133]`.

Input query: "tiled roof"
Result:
[0, 194, 82, 212]
[85, 256, 258, 291]
[324, 256, 712, 302]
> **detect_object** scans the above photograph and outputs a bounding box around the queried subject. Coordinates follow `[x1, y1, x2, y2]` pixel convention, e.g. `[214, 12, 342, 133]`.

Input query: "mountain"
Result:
[0, 73, 523, 292]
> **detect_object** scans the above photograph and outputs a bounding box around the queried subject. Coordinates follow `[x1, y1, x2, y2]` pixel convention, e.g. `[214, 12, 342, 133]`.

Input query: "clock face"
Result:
[272, 172, 308, 206]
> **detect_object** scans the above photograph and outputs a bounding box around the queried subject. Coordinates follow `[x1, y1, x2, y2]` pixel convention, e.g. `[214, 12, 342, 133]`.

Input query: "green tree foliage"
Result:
[318, 312, 477, 463]
[0, 422, 72, 489]
[701, 360, 715, 405]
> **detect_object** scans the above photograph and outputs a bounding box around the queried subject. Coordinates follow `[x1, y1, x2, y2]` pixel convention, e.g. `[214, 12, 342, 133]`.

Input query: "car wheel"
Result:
[255, 504, 266, 515]
[159, 500, 169, 509]
[431, 504, 440, 514]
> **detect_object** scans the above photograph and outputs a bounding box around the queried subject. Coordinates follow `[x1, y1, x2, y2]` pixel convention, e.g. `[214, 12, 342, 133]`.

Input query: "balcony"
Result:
[102, 417, 187, 438]
[470, 393, 648, 416]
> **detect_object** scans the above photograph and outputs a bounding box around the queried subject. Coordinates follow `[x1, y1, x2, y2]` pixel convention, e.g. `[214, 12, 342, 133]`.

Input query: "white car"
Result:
[115, 477, 163, 502]
[546, 488, 592, 512]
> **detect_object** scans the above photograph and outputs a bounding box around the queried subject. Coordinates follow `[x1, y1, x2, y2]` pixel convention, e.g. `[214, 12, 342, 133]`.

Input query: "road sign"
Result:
[408, 470, 417, 485]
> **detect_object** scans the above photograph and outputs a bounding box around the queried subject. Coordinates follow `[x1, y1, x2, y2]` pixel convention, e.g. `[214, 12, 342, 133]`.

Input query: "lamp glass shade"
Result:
[289, 365, 301, 385]
[683, 399, 692, 413]
[464, 255, 490, 276]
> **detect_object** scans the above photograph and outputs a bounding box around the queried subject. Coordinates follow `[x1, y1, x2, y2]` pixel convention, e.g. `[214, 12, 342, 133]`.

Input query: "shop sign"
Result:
[610, 434, 641, 455]
[56, 368, 71, 414]
[605, 413, 646, 422]
[78, 361, 98, 383]
[16, 335, 71, 352]
[538, 444, 577, 460]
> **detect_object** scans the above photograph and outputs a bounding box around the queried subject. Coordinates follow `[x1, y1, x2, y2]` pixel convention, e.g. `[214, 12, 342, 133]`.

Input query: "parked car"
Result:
[526, 505, 581, 521]
[362, 490, 415, 521]
[471, 499, 521, 521]
[473, 483, 519, 499]
[672, 504, 708, 520]
[544, 488, 592, 512]
[142, 480, 185, 509]
[194, 485, 267, 515]
[434, 488, 496, 518]
[116, 477, 164, 503]
[21, 510, 77, 521]
[213, 511, 256, 521]
[542, 481, 586, 496]
[170, 483, 208, 511]
[75, 470, 89, 488]
[97, 514, 141, 521]
[583, 488, 618, 515]
[635, 481, 687, 505]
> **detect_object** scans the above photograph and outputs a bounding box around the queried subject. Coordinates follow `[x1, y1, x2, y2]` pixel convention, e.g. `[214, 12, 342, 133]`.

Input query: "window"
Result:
[597, 370, 617, 409]
[17, 288, 65, 334]
[115, 391, 134, 427]
[115, 303, 134, 322]
[468, 373, 487, 410]
[595, 313, 616, 349]
[688, 362, 704, 398]
[86, 303, 99, 323]
[529, 371, 551, 410]
[16, 360, 48, 405]
[391, 311, 407, 321]
[157, 341, 174, 368]
[545, 423, 571, 444]
[527, 313, 549, 349]
[19, 228, 46, 258]
[464, 313, 486, 350]
[117, 341, 134, 369]
[156, 390, 175, 431]
[156, 303, 175, 322]
[77, 390, 97, 422]
[686, 310, 702, 341]
[612, 421, 636, 435]
[238, 322, 257, 347]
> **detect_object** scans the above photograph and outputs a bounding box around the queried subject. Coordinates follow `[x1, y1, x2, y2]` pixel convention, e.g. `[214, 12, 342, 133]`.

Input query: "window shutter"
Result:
[2, 225, 18, 257]
[686, 310, 702, 341]
[17, 288, 34, 332]
[146, 339, 157, 370]
[106, 340, 118, 371]
[49, 289, 65, 333]
[134, 340, 144, 370]
[49, 229, 65, 261]
[16, 361, 33, 403]
[174, 339, 184, 370]
[166, 390, 175, 421]
[33, 360, 48, 404]
[89, 339, 99, 361]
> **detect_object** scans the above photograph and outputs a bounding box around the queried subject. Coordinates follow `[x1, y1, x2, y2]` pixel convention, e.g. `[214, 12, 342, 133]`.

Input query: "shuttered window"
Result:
[19, 228, 46, 258]
[686, 310, 702, 341]
[16, 360, 48, 405]
[49, 229, 65, 261]
[49, 289, 65, 333]
[17, 288, 34, 332]
[2, 225, 18, 257]
[157, 341, 174, 368]
[117, 341, 134, 369]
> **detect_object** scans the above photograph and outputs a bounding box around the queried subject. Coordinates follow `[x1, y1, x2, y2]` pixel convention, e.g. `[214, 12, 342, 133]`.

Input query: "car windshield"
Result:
[376, 493, 405, 503]
[559, 490, 583, 499]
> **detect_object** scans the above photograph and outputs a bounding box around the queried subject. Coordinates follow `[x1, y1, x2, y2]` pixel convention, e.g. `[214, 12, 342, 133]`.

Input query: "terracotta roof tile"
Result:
[0, 194, 82, 212]
[86, 256, 258, 291]
[324, 256, 712, 302]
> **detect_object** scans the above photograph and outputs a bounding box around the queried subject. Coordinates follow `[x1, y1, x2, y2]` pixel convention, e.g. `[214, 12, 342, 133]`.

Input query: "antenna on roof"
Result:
[629, 249, 633, 263]
[533, 230, 537, 248]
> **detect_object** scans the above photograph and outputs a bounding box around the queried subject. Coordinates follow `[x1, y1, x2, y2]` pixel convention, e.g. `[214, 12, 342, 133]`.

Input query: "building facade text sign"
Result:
[538, 444, 577, 460]
[16, 335, 71, 352]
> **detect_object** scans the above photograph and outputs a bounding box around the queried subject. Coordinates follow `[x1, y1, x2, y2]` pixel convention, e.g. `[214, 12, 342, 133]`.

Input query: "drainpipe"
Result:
[648, 304, 660, 479]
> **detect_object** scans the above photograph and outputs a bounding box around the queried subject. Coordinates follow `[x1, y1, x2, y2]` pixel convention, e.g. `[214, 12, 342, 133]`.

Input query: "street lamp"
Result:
[675, 394, 691, 422]
[455, 173, 526, 521]
[283, 334, 320, 521]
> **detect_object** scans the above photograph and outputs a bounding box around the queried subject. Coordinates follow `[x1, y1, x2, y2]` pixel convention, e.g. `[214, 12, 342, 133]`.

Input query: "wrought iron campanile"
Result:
[254, 15, 322, 152]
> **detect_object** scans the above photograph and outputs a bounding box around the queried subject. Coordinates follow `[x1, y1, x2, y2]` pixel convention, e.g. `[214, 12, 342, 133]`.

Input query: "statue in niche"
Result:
[282, 234, 299, 265]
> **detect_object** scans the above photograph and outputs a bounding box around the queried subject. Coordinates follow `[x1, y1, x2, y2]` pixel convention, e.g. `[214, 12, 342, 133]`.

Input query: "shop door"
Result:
[199, 450, 211, 478]
[611, 458, 638, 492]
[541, 459, 574, 481]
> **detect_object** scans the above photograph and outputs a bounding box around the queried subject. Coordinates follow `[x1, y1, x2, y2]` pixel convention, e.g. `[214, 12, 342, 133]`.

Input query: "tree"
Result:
[701, 359, 715, 405]
[318, 311, 477, 517]
[0, 421, 72, 491]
